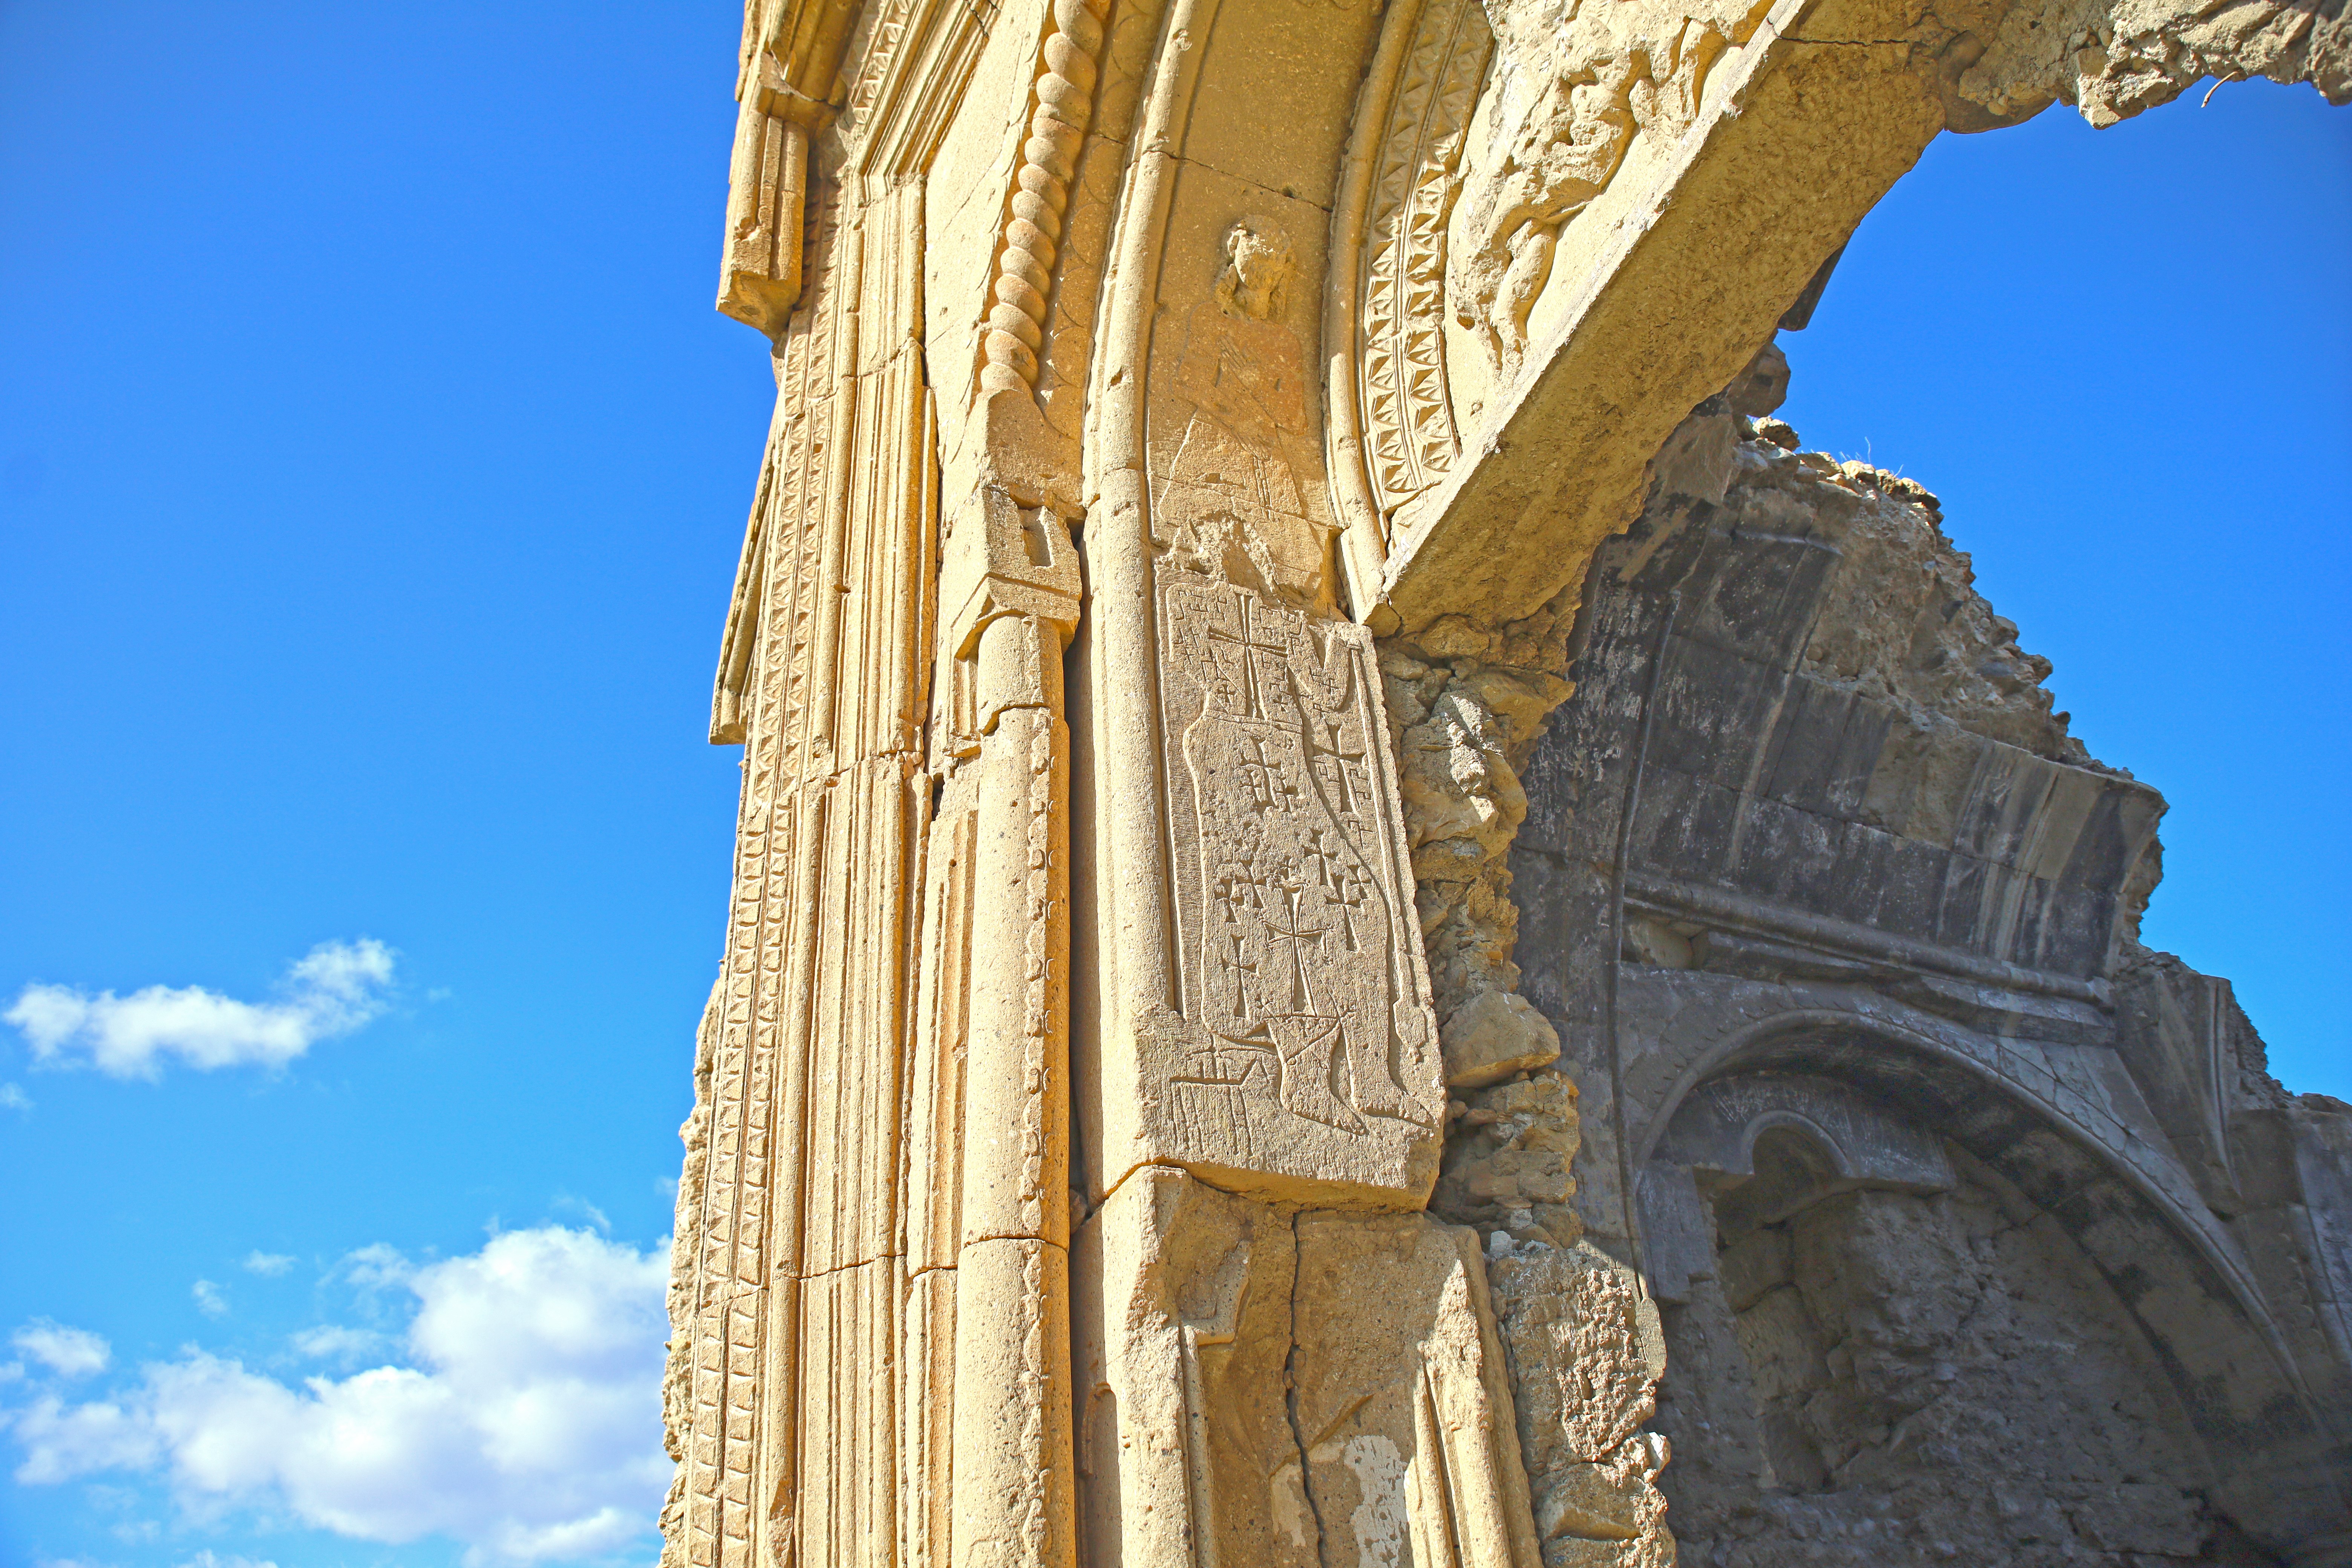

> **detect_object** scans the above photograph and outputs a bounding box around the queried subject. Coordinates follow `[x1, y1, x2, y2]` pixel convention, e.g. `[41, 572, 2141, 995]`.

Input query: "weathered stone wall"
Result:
[1661, 1140, 2282, 1566]
[1376, 521, 1669, 1568]
[1503, 369, 2352, 1565]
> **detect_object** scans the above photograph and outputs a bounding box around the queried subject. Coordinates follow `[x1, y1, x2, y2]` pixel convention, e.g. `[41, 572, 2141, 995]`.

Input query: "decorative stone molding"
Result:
[978, 0, 1110, 400]
[1329, 0, 1496, 543]
[1652, 1072, 1957, 1195]
[670, 2, 2352, 1565]
[716, 1, 864, 340]
[673, 173, 937, 1568]
[718, 60, 812, 339]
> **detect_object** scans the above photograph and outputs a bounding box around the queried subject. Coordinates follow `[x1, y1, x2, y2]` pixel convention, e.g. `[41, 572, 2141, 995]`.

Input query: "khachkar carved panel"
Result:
[1153, 575, 1445, 1198]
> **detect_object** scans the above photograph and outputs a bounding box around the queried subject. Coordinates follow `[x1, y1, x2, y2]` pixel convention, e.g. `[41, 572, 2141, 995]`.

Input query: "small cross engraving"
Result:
[1239, 737, 1301, 815]
[1203, 589, 1289, 721]
[1260, 880, 1328, 1015]
[1308, 716, 1366, 815]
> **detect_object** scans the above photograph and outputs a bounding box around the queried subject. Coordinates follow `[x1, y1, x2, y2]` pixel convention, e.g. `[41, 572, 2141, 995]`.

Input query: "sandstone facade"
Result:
[663, 2, 2350, 1565]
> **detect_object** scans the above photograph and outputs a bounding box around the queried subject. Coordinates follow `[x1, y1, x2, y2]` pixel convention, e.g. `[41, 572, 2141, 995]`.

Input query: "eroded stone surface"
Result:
[667, 3, 2349, 1564]
[1660, 1148, 2278, 1566]
[1490, 1244, 1673, 1568]
[1510, 380, 2352, 1564]
[1075, 1168, 1542, 1568]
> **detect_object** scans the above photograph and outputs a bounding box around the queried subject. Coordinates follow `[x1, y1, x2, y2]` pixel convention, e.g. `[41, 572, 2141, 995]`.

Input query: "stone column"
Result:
[943, 487, 1083, 1568]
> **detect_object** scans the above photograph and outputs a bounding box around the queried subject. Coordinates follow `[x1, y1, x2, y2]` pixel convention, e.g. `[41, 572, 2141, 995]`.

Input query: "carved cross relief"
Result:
[1138, 216, 1444, 1199]
[1155, 576, 1442, 1187]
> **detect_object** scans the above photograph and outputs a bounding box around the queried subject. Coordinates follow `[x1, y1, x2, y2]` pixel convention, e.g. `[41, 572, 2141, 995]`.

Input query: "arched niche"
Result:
[1635, 1040, 2349, 1563]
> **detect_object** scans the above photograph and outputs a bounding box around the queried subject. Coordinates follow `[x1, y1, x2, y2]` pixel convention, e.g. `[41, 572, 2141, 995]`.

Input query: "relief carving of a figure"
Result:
[1160, 217, 1338, 611]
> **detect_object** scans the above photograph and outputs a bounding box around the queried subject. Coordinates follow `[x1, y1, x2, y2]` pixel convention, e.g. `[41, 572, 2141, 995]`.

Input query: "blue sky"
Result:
[0, 2, 2343, 1564]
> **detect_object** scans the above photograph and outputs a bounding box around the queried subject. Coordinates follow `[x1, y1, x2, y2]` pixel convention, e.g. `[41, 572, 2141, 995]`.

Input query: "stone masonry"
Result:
[662, 2, 2351, 1565]
[1509, 369, 2352, 1565]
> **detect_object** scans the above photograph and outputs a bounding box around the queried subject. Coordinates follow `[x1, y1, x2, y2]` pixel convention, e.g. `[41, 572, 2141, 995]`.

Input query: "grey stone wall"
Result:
[1505, 360, 2352, 1566]
[1659, 1133, 2282, 1565]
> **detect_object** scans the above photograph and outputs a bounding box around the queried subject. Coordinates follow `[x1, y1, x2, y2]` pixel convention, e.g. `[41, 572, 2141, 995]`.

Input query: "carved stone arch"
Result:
[1634, 1010, 2349, 1562]
[1324, 0, 1498, 607]
[1651, 1071, 1958, 1196]
[674, 1, 2348, 1565]
[1633, 1006, 2293, 1370]
[1632, 1010, 2262, 1295]
[1327, 0, 2346, 632]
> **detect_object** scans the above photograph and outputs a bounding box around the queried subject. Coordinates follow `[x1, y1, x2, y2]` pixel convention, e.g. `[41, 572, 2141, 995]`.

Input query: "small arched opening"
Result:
[1637, 1042, 2343, 1565]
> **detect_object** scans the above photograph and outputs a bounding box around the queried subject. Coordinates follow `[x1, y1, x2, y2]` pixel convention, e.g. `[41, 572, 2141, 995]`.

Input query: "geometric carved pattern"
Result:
[977, 0, 1110, 397]
[683, 194, 853, 1568]
[841, 0, 919, 133]
[1359, 0, 1493, 522]
[677, 178, 934, 1568]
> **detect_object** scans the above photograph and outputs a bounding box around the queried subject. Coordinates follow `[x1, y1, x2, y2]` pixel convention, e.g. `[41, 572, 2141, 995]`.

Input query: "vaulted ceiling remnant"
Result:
[1511, 387, 2352, 1565]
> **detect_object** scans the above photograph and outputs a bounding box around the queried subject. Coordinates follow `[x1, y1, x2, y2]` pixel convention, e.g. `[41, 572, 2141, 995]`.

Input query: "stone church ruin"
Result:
[660, 0, 2352, 1564]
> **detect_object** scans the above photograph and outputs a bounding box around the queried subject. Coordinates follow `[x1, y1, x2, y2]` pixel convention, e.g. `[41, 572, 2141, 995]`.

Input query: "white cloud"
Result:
[176, 1553, 279, 1568]
[340, 1243, 410, 1291]
[8, 1227, 669, 1566]
[191, 1282, 228, 1320]
[551, 1196, 611, 1236]
[1, 1081, 29, 1113]
[5, 939, 397, 1079]
[12, 1393, 161, 1482]
[240, 1253, 294, 1278]
[14, 1321, 110, 1377]
[289, 1326, 382, 1361]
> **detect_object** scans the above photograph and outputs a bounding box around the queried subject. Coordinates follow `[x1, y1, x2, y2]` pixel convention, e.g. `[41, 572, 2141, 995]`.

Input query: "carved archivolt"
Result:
[1329, 0, 1779, 563]
[839, 0, 919, 134]
[1355, 0, 1494, 519]
[1326, 0, 1497, 590]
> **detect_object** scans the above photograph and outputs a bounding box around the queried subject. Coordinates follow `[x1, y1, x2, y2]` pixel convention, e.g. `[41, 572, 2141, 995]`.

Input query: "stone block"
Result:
[1445, 989, 1564, 1089]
